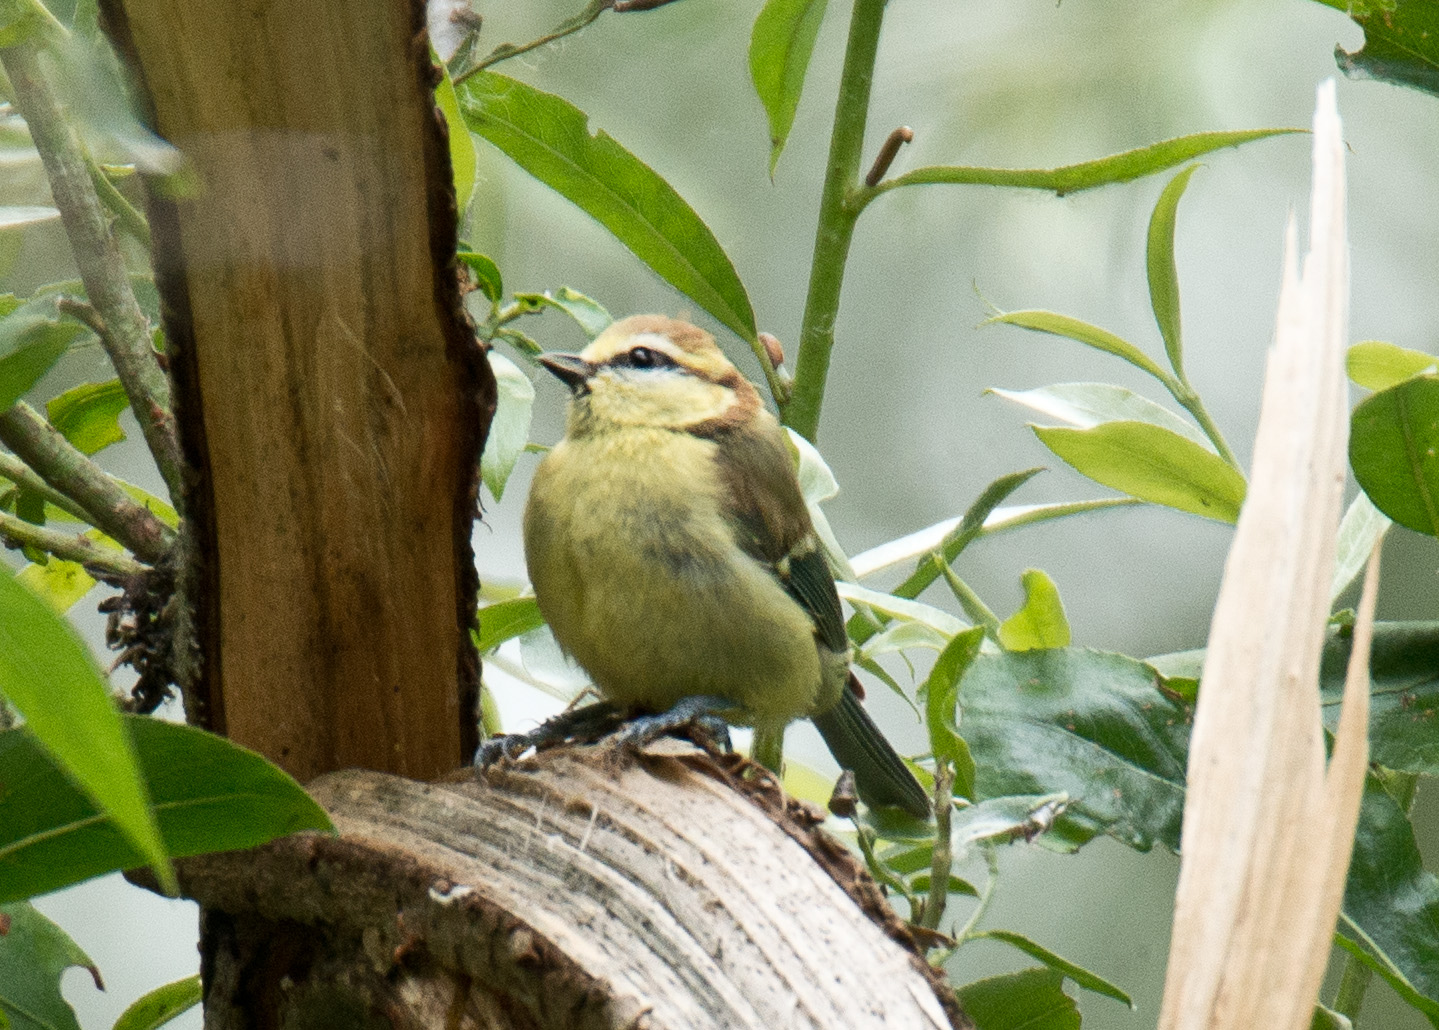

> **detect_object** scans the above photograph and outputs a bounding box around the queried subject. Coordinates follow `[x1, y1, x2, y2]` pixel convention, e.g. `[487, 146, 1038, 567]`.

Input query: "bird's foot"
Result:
[474, 700, 627, 767]
[611, 694, 734, 754]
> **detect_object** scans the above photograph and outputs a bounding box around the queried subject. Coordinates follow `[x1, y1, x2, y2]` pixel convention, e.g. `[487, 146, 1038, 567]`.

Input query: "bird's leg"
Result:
[611, 694, 734, 753]
[474, 700, 627, 767]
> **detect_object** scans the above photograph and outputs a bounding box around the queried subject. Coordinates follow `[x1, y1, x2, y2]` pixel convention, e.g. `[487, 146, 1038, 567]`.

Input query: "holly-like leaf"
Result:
[458, 72, 756, 343]
[0, 902, 98, 1030]
[0, 715, 333, 903]
[1309, 0, 1439, 98]
[998, 569, 1071, 651]
[955, 967, 1079, 1030]
[1321, 621, 1439, 776]
[1034, 421, 1247, 523]
[46, 379, 129, 456]
[480, 351, 535, 502]
[1350, 374, 1439, 537]
[749, 0, 829, 176]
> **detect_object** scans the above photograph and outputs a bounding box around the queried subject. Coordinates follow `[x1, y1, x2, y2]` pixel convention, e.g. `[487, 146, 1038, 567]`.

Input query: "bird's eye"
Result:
[625, 346, 671, 369]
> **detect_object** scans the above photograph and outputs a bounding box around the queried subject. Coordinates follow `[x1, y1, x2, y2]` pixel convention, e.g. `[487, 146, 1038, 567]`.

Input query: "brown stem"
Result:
[0, 401, 174, 563]
[0, 508, 147, 580]
[864, 126, 914, 188]
[1, 41, 182, 502]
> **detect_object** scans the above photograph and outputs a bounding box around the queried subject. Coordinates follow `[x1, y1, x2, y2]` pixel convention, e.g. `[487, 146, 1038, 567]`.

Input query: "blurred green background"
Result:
[8, 0, 1438, 1026]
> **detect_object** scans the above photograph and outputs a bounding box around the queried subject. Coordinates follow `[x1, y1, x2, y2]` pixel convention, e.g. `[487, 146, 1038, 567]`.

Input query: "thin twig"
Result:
[864, 126, 914, 187]
[919, 762, 955, 931]
[933, 553, 1002, 642]
[955, 844, 1001, 942]
[1, 42, 182, 502]
[453, 0, 613, 86]
[0, 401, 174, 563]
[0, 508, 146, 579]
[84, 153, 152, 250]
[0, 448, 95, 523]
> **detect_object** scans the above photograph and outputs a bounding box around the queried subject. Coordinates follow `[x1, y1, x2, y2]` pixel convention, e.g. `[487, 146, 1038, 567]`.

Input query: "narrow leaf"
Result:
[0, 570, 175, 894]
[984, 310, 1170, 382]
[923, 627, 984, 799]
[512, 287, 612, 339]
[955, 967, 1079, 1030]
[989, 382, 1206, 445]
[45, 379, 129, 456]
[434, 57, 477, 213]
[835, 581, 966, 637]
[480, 351, 535, 501]
[875, 129, 1302, 198]
[1330, 493, 1389, 601]
[998, 569, 1071, 651]
[111, 975, 202, 1030]
[748, 0, 829, 176]
[0, 902, 96, 1030]
[457, 250, 503, 304]
[1034, 421, 1247, 523]
[1346, 340, 1436, 392]
[474, 595, 545, 653]
[1349, 374, 1439, 538]
[0, 716, 333, 903]
[969, 929, 1133, 1007]
[1147, 164, 1200, 378]
[458, 72, 756, 342]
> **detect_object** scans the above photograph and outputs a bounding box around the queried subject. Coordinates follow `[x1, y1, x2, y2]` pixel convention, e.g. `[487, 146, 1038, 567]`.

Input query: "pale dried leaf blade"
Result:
[1158, 80, 1351, 1030]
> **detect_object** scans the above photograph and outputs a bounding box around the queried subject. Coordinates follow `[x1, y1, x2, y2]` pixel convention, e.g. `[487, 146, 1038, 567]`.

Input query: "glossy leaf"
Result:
[457, 250, 503, 304]
[458, 72, 756, 342]
[998, 569, 1071, 651]
[949, 794, 1069, 857]
[958, 648, 1191, 850]
[924, 627, 984, 800]
[989, 382, 1206, 446]
[1330, 493, 1390, 601]
[0, 570, 174, 894]
[434, 58, 477, 213]
[1034, 421, 1247, 523]
[1310, 0, 1439, 98]
[479, 351, 535, 502]
[1146, 164, 1200, 377]
[1347, 340, 1436, 392]
[512, 287, 612, 339]
[874, 129, 1301, 198]
[112, 975, 202, 1030]
[1320, 621, 1439, 776]
[0, 715, 333, 903]
[0, 902, 96, 1030]
[984, 310, 1170, 382]
[968, 929, 1133, 1007]
[1350, 374, 1439, 537]
[474, 595, 545, 653]
[0, 294, 89, 411]
[955, 967, 1079, 1030]
[46, 379, 129, 456]
[748, 0, 829, 176]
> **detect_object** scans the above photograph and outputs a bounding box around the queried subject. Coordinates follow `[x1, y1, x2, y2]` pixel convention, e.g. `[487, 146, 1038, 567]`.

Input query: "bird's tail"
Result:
[812, 681, 931, 819]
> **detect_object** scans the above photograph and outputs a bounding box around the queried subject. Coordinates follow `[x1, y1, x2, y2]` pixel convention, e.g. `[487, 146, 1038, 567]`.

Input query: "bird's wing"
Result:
[709, 425, 848, 654]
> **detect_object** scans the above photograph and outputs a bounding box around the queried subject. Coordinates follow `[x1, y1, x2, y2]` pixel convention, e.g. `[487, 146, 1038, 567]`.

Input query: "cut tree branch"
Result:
[0, 40, 182, 501]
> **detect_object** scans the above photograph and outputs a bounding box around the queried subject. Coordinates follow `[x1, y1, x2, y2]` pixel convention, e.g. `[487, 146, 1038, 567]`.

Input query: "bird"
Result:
[511, 313, 931, 819]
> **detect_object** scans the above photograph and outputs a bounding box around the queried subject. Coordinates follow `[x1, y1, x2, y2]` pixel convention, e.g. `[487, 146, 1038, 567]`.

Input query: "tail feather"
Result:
[811, 683, 931, 819]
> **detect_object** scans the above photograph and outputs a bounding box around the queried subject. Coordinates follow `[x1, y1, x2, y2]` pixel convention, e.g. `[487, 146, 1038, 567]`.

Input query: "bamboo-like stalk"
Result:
[1157, 80, 1372, 1030]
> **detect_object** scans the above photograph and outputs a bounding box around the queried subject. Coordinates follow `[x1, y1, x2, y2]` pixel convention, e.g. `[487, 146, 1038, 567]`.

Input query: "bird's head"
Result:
[538, 315, 760, 436]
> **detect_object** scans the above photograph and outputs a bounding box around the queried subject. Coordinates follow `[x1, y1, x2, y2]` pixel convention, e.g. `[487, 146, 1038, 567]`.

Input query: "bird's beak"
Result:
[538, 352, 594, 392]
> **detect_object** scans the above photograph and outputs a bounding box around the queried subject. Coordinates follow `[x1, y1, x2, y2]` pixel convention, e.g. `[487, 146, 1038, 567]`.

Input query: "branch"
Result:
[1, 41, 182, 501]
[0, 447, 97, 523]
[0, 401, 173, 563]
[0, 508, 146, 580]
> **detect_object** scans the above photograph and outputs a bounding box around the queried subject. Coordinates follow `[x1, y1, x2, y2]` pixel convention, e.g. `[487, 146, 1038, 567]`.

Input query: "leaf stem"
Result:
[780, 0, 887, 441]
[0, 509, 146, 579]
[0, 401, 174, 563]
[452, 0, 612, 86]
[1171, 381, 1239, 470]
[84, 153, 151, 250]
[955, 843, 1001, 943]
[1, 42, 182, 503]
[855, 826, 918, 912]
[933, 555, 1002, 643]
[919, 763, 955, 931]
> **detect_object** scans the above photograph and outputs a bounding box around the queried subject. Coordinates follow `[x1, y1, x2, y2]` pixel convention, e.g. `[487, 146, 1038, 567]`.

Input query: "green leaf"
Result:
[958, 648, 1191, 851]
[1334, 774, 1439, 1018]
[458, 72, 756, 342]
[1310, 1004, 1353, 1030]
[1146, 164, 1200, 378]
[874, 129, 1302, 198]
[434, 57, 477, 213]
[1309, 0, 1439, 98]
[0, 715, 333, 904]
[748, 0, 829, 176]
[0, 570, 175, 895]
[111, 975, 202, 1030]
[989, 382, 1206, 446]
[984, 310, 1170, 383]
[512, 287, 613, 339]
[479, 351, 535, 502]
[0, 902, 97, 1030]
[0, 206, 58, 229]
[967, 929, 1133, 1007]
[457, 251, 503, 304]
[1321, 621, 1439, 776]
[0, 294, 89, 410]
[1034, 421, 1247, 523]
[1349, 374, 1439, 537]
[949, 794, 1070, 856]
[923, 627, 984, 799]
[474, 595, 545, 653]
[998, 569, 1071, 651]
[16, 557, 96, 613]
[1331, 933, 1439, 1024]
[45, 379, 129, 456]
[1347, 340, 1437, 392]
[835, 581, 966, 638]
[1330, 493, 1390, 601]
[955, 967, 1079, 1030]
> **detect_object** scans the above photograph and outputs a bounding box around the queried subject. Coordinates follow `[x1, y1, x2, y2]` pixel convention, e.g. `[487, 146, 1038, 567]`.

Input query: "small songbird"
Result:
[521, 314, 931, 818]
